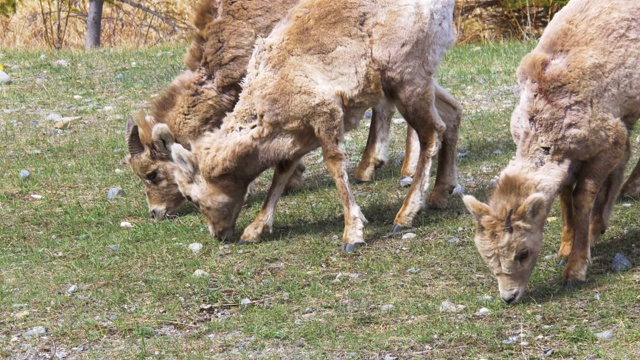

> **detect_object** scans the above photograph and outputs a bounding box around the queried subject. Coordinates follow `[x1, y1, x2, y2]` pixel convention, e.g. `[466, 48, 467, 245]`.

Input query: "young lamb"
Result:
[125, 0, 461, 220]
[153, 0, 458, 250]
[463, 0, 640, 303]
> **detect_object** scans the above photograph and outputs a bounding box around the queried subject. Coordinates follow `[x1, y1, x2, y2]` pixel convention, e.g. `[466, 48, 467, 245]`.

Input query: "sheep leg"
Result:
[401, 126, 420, 178]
[284, 160, 306, 191]
[240, 157, 304, 244]
[354, 101, 394, 182]
[563, 158, 619, 284]
[428, 83, 462, 209]
[619, 158, 640, 198]
[557, 185, 575, 263]
[589, 141, 629, 246]
[318, 125, 368, 251]
[392, 80, 445, 230]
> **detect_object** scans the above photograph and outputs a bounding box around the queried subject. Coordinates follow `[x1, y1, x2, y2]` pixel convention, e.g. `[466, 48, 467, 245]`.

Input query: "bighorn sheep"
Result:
[463, 0, 640, 303]
[154, 0, 458, 250]
[126, 0, 460, 219]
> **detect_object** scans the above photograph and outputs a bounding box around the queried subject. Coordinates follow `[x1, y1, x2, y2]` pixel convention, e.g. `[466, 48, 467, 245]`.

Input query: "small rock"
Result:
[447, 237, 460, 244]
[407, 268, 420, 274]
[502, 335, 520, 345]
[24, 326, 46, 338]
[108, 245, 120, 251]
[594, 292, 601, 300]
[492, 149, 503, 155]
[156, 51, 174, 57]
[193, 269, 209, 277]
[188, 242, 203, 254]
[115, 73, 124, 80]
[240, 298, 251, 306]
[46, 113, 62, 121]
[457, 151, 468, 158]
[474, 307, 490, 316]
[304, 308, 313, 314]
[19, 169, 30, 180]
[30, 194, 43, 199]
[107, 187, 125, 199]
[543, 348, 554, 356]
[114, 168, 123, 174]
[0, 70, 11, 84]
[595, 329, 614, 341]
[477, 295, 494, 302]
[401, 232, 416, 240]
[392, 118, 405, 124]
[67, 285, 78, 293]
[73, 95, 83, 100]
[439, 300, 465, 313]
[384, 355, 398, 360]
[611, 253, 632, 272]
[451, 184, 465, 196]
[400, 176, 413, 187]
[120, 221, 133, 228]
[380, 304, 395, 312]
[542, 325, 553, 330]
[103, 106, 114, 111]
[54, 59, 69, 67]
[544, 254, 557, 260]
[622, 203, 632, 207]
[520, 341, 529, 346]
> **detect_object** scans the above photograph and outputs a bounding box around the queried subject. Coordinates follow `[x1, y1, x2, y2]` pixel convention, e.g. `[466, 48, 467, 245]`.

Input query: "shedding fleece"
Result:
[465, 0, 640, 303]
[161, 0, 457, 247]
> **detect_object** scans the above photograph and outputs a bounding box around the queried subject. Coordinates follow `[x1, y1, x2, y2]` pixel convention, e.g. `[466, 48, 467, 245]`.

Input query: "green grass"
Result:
[1, 42, 639, 358]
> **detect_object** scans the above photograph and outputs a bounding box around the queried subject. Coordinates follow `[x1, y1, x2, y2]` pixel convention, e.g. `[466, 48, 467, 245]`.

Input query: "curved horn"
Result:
[126, 115, 145, 156]
[505, 209, 514, 234]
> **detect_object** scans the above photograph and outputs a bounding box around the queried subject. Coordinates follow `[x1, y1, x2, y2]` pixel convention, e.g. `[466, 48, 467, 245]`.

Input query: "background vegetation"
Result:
[0, 0, 570, 49]
[1, 40, 638, 359]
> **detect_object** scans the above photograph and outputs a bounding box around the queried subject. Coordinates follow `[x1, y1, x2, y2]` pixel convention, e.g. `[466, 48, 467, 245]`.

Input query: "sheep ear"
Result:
[517, 193, 546, 225]
[126, 115, 145, 156]
[171, 143, 199, 179]
[463, 195, 492, 226]
[151, 124, 175, 156]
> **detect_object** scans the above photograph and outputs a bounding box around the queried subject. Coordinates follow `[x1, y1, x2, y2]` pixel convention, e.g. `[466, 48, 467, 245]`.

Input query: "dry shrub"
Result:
[455, 0, 568, 43]
[0, 0, 197, 49]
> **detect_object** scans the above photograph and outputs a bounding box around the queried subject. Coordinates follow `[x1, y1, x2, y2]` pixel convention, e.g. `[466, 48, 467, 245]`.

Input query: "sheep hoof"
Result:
[392, 224, 407, 234]
[342, 242, 365, 252]
[558, 259, 567, 267]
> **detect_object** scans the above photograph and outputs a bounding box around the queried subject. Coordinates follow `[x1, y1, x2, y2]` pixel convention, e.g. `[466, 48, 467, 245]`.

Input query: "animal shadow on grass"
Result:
[521, 228, 639, 305]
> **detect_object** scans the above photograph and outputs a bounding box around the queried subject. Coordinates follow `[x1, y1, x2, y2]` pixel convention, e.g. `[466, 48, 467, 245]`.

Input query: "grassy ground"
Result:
[1, 42, 639, 359]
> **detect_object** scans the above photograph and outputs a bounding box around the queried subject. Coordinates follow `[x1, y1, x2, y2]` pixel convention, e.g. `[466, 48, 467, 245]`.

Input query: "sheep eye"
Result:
[186, 195, 193, 202]
[146, 170, 158, 181]
[515, 249, 530, 262]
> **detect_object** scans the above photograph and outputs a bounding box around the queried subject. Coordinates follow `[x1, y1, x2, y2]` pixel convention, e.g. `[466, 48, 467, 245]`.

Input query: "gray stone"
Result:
[477, 295, 494, 302]
[0, 70, 11, 84]
[115, 73, 124, 80]
[439, 300, 465, 313]
[19, 169, 30, 180]
[24, 326, 46, 338]
[188, 242, 203, 254]
[401, 232, 416, 240]
[240, 298, 251, 306]
[304, 308, 313, 314]
[448, 237, 460, 244]
[193, 269, 209, 277]
[54, 59, 69, 67]
[474, 307, 490, 316]
[611, 253, 632, 272]
[107, 187, 125, 199]
[407, 268, 420, 274]
[400, 176, 413, 187]
[67, 285, 78, 293]
[380, 304, 395, 312]
[595, 329, 614, 341]
[502, 335, 520, 345]
[384, 355, 398, 360]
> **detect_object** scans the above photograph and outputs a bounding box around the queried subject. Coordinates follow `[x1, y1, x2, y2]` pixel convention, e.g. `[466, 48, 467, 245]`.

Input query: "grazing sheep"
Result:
[463, 0, 640, 303]
[125, 0, 460, 219]
[154, 0, 458, 250]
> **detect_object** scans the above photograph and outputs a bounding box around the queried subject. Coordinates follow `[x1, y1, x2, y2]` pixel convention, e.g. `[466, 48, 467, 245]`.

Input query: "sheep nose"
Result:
[502, 294, 518, 305]
[150, 209, 158, 219]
